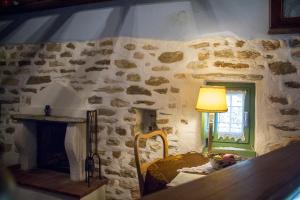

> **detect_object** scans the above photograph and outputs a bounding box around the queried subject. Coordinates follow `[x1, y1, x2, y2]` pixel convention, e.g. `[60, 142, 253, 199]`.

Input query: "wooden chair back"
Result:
[134, 130, 168, 196]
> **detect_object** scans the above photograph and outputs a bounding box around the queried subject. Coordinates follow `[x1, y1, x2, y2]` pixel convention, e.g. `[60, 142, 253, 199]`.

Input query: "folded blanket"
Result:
[167, 172, 206, 187]
[177, 162, 216, 174]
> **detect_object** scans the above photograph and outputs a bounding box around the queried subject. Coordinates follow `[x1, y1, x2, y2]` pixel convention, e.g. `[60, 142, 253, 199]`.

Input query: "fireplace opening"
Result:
[36, 121, 70, 173]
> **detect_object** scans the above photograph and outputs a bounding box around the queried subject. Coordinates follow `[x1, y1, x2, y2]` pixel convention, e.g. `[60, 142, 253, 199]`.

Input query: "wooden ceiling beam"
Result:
[0, 0, 112, 15]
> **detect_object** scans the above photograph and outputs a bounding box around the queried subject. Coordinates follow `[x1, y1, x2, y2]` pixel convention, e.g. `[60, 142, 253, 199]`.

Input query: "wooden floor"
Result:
[9, 165, 107, 198]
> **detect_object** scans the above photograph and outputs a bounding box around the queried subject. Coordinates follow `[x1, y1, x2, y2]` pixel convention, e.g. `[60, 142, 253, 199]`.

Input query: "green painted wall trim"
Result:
[201, 82, 256, 158]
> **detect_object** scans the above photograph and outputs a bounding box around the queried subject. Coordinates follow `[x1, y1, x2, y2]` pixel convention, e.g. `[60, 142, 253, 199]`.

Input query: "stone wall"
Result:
[1, 36, 300, 199]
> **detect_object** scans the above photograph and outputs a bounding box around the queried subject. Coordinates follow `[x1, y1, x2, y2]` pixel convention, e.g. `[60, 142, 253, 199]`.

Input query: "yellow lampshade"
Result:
[195, 86, 228, 113]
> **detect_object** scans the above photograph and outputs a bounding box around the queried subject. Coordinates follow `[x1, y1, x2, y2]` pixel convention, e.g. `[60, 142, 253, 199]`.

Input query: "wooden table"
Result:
[143, 152, 209, 195]
[142, 142, 300, 200]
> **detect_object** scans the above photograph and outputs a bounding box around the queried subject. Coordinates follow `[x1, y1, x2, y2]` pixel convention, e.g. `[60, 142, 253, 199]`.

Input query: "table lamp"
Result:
[195, 86, 228, 154]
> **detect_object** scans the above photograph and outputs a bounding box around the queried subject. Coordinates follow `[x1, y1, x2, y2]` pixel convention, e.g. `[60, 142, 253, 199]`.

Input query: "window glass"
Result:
[283, 0, 300, 18]
[216, 90, 246, 141]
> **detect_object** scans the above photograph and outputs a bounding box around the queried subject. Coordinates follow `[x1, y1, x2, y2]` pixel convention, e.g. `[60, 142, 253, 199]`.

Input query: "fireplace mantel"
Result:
[11, 114, 86, 123]
[13, 113, 87, 181]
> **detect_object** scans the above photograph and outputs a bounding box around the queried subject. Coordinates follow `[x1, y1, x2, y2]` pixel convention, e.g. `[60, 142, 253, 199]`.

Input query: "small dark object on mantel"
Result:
[44, 105, 51, 116]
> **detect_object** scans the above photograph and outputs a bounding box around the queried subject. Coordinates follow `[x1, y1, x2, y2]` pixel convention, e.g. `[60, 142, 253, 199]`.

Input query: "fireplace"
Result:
[36, 121, 69, 173]
[12, 82, 88, 181]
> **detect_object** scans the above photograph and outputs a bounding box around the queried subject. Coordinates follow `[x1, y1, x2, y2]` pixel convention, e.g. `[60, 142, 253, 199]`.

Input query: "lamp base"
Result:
[207, 113, 215, 155]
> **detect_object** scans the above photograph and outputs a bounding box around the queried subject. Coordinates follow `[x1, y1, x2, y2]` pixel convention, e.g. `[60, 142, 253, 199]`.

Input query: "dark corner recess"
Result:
[269, 0, 300, 34]
[0, 0, 112, 15]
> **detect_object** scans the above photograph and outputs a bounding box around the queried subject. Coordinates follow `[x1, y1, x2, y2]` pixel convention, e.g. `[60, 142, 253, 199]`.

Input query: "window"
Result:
[269, 0, 300, 34]
[216, 90, 247, 142]
[202, 82, 256, 157]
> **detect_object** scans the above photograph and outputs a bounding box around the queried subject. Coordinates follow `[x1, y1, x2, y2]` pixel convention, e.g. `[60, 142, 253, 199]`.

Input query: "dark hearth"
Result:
[37, 121, 69, 173]
[9, 165, 107, 199]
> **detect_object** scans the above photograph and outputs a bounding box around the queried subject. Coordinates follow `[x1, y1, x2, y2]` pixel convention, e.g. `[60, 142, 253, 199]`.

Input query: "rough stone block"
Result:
[280, 108, 299, 115]
[292, 51, 300, 60]
[66, 43, 76, 49]
[237, 50, 261, 59]
[60, 69, 76, 73]
[289, 39, 300, 48]
[18, 60, 31, 67]
[174, 73, 186, 79]
[269, 96, 288, 105]
[1, 78, 19, 86]
[171, 87, 180, 93]
[46, 43, 61, 52]
[69, 59, 86, 65]
[39, 53, 56, 59]
[198, 52, 209, 60]
[152, 66, 170, 71]
[269, 61, 297, 75]
[20, 52, 36, 58]
[127, 74, 141, 82]
[214, 49, 234, 58]
[5, 127, 15, 134]
[99, 49, 113, 55]
[60, 51, 72, 57]
[21, 88, 37, 93]
[124, 43, 136, 51]
[94, 86, 124, 93]
[49, 60, 64, 67]
[88, 95, 103, 104]
[26, 76, 51, 85]
[272, 125, 298, 131]
[127, 85, 152, 96]
[189, 42, 209, 49]
[285, 81, 300, 88]
[133, 100, 155, 105]
[100, 40, 113, 46]
[236, 40, 245, 47]
[111, 98, 130, 107]
[142, 44, 158, 50]
[214, 61, 249, 69]
[34, 60, 46, 65]
[95, 59, 110, 65]
[154, 88, 168, 94]
[158, 51, 183, 63]
[133, 52, 144, 59]
[115, 59, 137, 69]
[145, 76, 169, 86]
[116, 127, 127, 136]
[262, 40, 280, 50]
[85, 66, 108, 72]
[187, 61, 208, 69]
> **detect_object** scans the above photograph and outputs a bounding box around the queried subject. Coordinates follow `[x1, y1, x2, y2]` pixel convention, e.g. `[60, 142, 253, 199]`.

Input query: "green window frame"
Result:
[202, 82, 256, 157]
